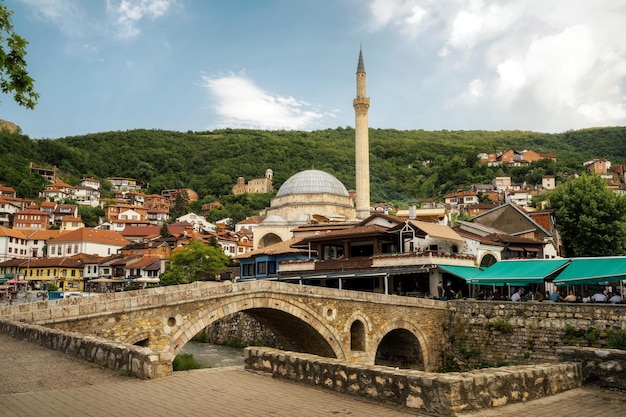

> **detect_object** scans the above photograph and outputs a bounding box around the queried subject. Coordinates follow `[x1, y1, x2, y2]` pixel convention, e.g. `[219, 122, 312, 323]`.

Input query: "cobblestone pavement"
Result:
[1, 333, 625, 417]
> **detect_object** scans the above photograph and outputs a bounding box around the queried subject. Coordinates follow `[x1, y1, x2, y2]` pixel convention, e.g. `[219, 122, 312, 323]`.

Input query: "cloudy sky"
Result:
[2, 0, 625, 138]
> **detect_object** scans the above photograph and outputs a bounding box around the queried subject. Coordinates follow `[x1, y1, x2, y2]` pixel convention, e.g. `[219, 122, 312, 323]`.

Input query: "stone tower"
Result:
[353, 46, 371, 219]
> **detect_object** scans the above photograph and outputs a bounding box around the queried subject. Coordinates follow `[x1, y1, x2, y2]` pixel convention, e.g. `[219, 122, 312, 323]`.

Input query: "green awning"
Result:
[553, 257, 626, 286]
[441, 259, 570, 285]
[438, 265, 484, 280]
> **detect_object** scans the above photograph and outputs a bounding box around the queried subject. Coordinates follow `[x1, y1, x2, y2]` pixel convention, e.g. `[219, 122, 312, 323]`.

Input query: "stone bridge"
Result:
[0, 281, 447, 378]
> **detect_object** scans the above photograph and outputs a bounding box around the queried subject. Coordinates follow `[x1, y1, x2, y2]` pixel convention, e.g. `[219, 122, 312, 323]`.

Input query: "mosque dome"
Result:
[276, 170, 349, 197]
[263, 215, 287, 223]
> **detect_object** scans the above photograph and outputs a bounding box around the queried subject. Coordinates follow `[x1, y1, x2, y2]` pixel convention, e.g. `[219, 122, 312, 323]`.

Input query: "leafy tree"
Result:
[169, 190, 189, 220]
[159, 240, 229, 286]
[77, 205, 105, 227]
[549, 175, 626, 257]
[160, 223, 172, 238]
[0, 4, 38, 108]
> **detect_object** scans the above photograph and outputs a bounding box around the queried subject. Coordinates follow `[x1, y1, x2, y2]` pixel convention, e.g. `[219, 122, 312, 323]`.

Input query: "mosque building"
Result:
[252, 47, 371, 250]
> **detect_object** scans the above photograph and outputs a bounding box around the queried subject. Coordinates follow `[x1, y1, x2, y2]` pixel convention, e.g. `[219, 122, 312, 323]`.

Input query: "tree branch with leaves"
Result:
[0, 3, 38, 109]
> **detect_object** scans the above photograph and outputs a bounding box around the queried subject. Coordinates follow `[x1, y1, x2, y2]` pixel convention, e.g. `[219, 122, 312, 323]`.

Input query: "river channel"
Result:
[180, 341, 245, 368]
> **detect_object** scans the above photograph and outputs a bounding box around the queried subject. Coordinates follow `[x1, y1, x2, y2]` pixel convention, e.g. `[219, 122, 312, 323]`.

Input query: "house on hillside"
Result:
[443, 190, 479, 211]
[119, 238, 174, 259]
[146, 207, 169, 226]
[59, 216, 84, 231]
[47, 228, 129, 258]
[13, 205, 48, 230]
[455, 221, 546, 265]
[0, 197, 21, 227]
[119, 225, 161, 243]
[467, 203, 559, 257]
[542, 175, 556, 190]
[108, 177, 140, 192]
[0, 185, 16, 198]
[235, 216, 266, 233]
[504, 189, 531, 207]
[25, 229, 62, 258]
[176, 213, 217, 232]
[0, 227, 28, 262]
[39, 181, 74, 202]
[584, 158, 612, 180]
[74, 184, 100, 207]
[52, 204, 78, 226]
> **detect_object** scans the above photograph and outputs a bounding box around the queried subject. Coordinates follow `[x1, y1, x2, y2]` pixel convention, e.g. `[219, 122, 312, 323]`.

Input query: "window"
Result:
[257, 262, 266, 275]
[243, 264, 254, 277]
[268, 261, 276, 274]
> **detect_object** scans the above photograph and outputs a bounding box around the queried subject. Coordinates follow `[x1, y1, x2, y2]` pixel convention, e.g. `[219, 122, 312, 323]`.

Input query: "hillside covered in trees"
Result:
[2, 126, 626, 212]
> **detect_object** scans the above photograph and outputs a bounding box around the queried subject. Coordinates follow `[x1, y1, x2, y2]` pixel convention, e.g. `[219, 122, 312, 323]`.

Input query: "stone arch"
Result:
[168, 295, 346, 361]
[368, 319, 433, 371]
[342, 311, 372, 354]
[257, 232, 283, 248]
[124, 331, 150, 347]
[480, 253, 498, 268]
[350, 320, 366, 351]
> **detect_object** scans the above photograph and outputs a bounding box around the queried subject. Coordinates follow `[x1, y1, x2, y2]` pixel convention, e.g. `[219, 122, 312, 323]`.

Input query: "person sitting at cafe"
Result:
[549, 291, 562, 302]
[510, 288, 524, 302]
[609, 290, 622, 304]
[591, 290, 608, 303]
[563, 291, 577, 302]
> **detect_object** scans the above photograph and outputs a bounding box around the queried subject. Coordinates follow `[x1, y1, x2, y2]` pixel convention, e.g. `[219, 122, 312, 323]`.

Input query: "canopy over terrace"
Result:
[441, 257, 626, 289]
[439, 259, 570, 286]
[552, 257, 626, 286]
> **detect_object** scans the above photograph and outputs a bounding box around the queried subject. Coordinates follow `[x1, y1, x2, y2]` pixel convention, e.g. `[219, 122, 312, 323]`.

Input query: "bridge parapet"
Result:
[0, 280, 445, 325]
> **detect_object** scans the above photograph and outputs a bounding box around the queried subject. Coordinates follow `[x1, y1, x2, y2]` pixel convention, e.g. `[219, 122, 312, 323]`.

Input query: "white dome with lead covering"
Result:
[276, 170, 349, 197]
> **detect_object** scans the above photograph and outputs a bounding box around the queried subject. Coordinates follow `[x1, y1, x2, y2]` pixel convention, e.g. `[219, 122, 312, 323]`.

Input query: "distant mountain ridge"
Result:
[1, 126, 625, 204]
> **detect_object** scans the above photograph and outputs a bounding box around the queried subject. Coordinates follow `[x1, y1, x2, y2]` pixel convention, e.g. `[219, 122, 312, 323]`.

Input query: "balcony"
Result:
[279, 252, 476, 275]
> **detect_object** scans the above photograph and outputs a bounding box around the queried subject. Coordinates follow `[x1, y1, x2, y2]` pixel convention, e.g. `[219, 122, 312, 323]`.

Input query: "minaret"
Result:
[353, 46, 371, 220]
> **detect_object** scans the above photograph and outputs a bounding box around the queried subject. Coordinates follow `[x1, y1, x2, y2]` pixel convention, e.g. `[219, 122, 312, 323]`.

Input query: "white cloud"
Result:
[367, 0, 626, 130]
[369, 0, 428, 38]
[201, 73, 331, 130]
[18, 0, 175, 41]
[106, 0, 176, 39]
[18, 0, 91, 38]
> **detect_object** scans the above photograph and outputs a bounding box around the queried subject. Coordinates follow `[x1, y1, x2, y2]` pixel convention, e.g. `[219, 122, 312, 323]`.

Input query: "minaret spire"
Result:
[353, 46, 371, 220]
[357, 45, 365, 73]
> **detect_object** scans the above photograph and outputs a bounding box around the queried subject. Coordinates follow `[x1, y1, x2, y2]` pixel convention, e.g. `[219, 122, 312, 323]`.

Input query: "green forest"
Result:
[1, 125, 626, 221]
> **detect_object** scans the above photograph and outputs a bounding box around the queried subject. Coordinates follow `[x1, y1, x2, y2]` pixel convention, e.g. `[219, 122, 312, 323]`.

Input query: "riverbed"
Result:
[180, 341, 245, 368]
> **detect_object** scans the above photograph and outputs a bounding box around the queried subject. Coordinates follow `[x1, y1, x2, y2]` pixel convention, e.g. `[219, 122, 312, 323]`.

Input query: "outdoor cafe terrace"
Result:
[278, 251, 476, 275]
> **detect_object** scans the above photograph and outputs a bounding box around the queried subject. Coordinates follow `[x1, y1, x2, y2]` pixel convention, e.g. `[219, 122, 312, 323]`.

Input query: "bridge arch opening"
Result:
[170, 297, 346, 361]
[350, 320, 365, 351]
[374, 328, 424, 370]
[241, 308, 337, 357]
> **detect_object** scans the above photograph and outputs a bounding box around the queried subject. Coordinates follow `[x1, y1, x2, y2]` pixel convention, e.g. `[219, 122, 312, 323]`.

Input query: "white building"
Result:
[176, 213, 217, 232]
[47, 228, 130, 258]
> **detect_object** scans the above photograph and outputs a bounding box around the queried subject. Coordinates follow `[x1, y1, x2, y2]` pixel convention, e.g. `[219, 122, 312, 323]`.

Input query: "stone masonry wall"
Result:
[0, 319, 171, 379]
[446, 300, 626, 368]
[245, 347, 581, 415]
[203, 312, 282, 348]
[557, 347, 626, 390]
